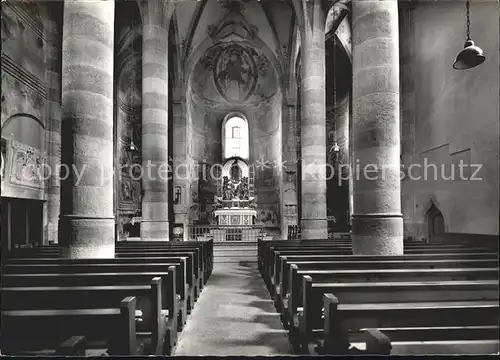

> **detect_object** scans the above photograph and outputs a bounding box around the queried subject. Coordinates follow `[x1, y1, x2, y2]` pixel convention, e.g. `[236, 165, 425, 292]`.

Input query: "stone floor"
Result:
[173, 261, 293, 356]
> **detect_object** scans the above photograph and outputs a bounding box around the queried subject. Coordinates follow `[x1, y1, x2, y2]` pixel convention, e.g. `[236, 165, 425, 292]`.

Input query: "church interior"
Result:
[0, 0, 499, 356]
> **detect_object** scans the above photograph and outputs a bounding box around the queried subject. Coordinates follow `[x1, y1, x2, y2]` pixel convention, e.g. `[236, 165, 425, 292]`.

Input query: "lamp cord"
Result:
[466, 0, 471, 40]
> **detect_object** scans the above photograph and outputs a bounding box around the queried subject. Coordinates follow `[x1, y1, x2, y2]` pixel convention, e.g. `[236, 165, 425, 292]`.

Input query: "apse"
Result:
[185, 21, 282, 231]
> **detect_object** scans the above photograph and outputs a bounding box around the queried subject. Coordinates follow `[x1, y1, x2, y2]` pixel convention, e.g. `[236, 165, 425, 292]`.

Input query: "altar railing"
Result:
[187, 225, 265, 242]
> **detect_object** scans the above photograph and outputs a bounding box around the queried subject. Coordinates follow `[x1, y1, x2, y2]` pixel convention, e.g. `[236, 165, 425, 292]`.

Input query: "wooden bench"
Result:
[278, 254, 499, 308]
[2, 270, 178, 354]
[274, 252, 497, 298]
[117, 241, 213, 279]
[2, 279, 172, 354]
[4, 258, 193, 314]
[8, 243, 212, 285]
[258, 238, 491, 276]
[17, 246, 206, 290]
[8, 249, 204, 300]
[116, 246, 206, 276]
[262, 243, 491, 287]
[257, 238, 477, 272]
[2, 263, 188, 327]
[323, 297, 500, 355]
[259, 239, 499, 355]
[266, 246, 492, 287]
[1, 296, 139, 355]
[297, 279, 498, 353]
[285, 266, 499, 330]
[115, 251, 204, 294]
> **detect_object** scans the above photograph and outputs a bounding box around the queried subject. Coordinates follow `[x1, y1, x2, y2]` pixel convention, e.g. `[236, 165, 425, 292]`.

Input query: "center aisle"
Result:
[173, 262, 293, 356]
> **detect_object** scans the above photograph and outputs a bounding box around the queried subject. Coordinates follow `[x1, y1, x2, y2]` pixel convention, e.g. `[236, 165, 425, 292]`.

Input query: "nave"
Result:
[174, 262, 291, 356]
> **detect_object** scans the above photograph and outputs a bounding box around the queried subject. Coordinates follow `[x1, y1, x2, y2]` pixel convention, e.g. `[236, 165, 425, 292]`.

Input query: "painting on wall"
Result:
[192, 42, 278, 105]
[9, 140, 45, 189]
[213, 44, 258, 103]
[256, 206, 278, 227]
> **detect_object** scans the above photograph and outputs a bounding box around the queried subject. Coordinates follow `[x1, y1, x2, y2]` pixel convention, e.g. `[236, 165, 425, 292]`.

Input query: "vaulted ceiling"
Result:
[171, 0, 350, 86]
[175, 0, 295, 70]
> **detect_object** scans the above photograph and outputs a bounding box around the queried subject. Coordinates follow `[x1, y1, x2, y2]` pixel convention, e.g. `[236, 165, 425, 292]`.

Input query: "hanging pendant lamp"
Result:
[453, 0, 486, 70]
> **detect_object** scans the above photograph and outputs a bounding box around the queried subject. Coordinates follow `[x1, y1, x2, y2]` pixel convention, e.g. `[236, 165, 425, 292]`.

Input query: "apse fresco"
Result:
[192, 43, 278, 105]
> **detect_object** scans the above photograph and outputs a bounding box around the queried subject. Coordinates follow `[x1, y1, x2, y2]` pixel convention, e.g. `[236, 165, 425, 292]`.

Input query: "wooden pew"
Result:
[283, 258, 498, 326]
[273, 252, 497, 298]
[285, 265, 499, 330]
[297, 279, 498, 353]
[262, 242, 491, 286]
[2, 267, 178, 354]
[2, 262, 188, 328]
[8, 248, 204, 301]
[115, 251, 204, 295]
[8, 242, 213, 285]
[258, 238, 489, 276]
[259, 239, 499, 355]
[118, 240, 213, 280]
[12, 246, 205, 291]
[257, 238, 452, 265]
[266, 246, 492, 288]
[322, 296, 500, 355]
[279, 254, 499, 310]
[272, 252, 497, 302]
[2, 276, 173, 355]
[4, 258, 192, 315]
[5, 249, 206, 302]
[116, 245, 211, 284]
[1, 296, 139, 355]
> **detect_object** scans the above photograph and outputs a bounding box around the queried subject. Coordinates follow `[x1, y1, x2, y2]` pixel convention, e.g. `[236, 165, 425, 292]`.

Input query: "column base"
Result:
[58, 217, 115, 259]
[60, 244, 115, 259]
[300, 218, 328, 240]
[141, 220, 170, 241]
[352, 215, 404, 255]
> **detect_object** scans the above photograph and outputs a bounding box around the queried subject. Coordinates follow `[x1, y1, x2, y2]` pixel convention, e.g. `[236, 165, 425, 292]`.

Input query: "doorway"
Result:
[426, 203, 445, 242]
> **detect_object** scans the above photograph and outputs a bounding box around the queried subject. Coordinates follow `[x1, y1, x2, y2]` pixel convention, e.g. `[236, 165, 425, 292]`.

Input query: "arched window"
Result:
[223, 115, 248, 161]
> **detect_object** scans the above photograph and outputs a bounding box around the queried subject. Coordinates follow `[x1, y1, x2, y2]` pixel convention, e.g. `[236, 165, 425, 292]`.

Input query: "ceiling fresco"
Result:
[191, 41, 278, 104]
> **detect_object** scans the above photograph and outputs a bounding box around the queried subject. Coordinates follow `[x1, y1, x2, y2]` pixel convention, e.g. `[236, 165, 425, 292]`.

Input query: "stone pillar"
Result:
[351, 0, 403, 255]
[59, 0, 115, 258]
[295, 0, 328, 239]
[140, 0, 173, 241]
[45, 17, 62, 244]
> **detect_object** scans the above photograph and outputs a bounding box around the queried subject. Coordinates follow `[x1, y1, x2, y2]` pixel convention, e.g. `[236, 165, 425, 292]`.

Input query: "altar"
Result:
[213, 158, 257, 229]
[215, 208, 257, 226]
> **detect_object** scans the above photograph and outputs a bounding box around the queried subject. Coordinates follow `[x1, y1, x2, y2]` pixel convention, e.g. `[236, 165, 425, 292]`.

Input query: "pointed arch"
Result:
[426, 201, 445, 242]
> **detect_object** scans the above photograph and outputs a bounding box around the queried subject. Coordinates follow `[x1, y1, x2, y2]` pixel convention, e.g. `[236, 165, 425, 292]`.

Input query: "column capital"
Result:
[293, 0, 327, 46]
[140, 0, 174, 28]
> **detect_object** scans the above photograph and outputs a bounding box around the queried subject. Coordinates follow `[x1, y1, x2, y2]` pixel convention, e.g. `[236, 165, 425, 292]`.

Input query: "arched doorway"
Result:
[426, 203, 445, 242]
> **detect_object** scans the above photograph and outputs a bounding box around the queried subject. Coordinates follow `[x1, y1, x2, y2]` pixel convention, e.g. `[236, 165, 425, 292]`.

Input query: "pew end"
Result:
[54, 336, 87, 355]
[150, 277, 169, 355]
[322, 293, 349, 355]
[118, 296, 138, 355]
[364, 329, 392, 355]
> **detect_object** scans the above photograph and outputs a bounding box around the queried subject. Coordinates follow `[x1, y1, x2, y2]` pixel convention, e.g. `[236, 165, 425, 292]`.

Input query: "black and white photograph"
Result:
[0, 0, 499, 356]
